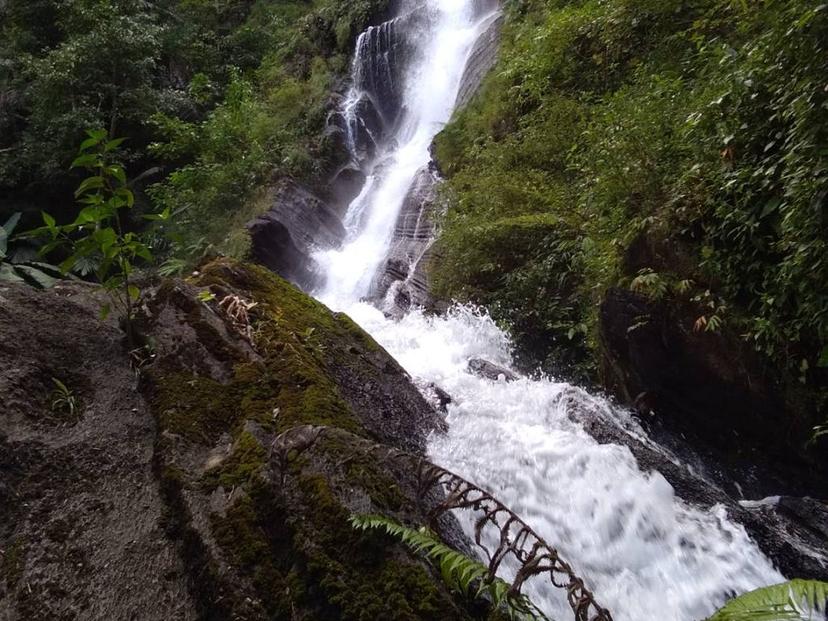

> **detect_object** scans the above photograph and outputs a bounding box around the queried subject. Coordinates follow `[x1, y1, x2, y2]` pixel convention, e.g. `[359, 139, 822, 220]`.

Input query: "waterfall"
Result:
[312, 1, 785, 619]
[315, 1, 490, 304]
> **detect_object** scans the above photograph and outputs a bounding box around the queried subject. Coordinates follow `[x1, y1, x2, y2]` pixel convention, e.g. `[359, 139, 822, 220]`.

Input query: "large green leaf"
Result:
[707, 580, 828, 621]
[2, 212, 21, 236]
[0, 212, 22, 256]
[25, 262, 66, 279]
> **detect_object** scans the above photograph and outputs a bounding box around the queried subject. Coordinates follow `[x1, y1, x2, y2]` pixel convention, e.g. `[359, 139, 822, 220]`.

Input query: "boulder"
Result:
[0, 281, 197, 620]
[467, 358, 519, 382]
[424, 382, 453, 414]
[0, 260, 473, 620]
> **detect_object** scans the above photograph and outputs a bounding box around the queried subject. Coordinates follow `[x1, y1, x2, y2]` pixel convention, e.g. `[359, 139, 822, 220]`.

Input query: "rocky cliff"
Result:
[249, 2, 504, 303]
[0, 260, 477, 620]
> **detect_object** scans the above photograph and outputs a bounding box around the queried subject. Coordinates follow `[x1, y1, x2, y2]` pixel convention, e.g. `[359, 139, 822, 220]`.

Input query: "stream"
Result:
[311, 1, 784, 619]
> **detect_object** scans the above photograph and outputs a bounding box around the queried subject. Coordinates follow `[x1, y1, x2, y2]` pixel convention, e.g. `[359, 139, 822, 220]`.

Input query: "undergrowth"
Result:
[432, 0, 828, 405]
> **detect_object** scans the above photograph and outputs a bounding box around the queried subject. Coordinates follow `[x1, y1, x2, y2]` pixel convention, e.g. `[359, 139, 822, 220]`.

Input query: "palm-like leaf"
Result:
[14, 264, 59, 288]
[707, 580, 828, 621]
[0, 263, 25, 283]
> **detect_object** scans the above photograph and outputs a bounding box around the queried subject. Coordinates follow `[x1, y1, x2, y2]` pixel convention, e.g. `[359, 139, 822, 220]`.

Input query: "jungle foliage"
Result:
[433, 0, 828, 393]
[0, 0, 389, 260]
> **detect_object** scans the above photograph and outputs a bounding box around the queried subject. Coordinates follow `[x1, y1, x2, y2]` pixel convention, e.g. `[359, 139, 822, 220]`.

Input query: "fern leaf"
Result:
[349, 514, 548, 621]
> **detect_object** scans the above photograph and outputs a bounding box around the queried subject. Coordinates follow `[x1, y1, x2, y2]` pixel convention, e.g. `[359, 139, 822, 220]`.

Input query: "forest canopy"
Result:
[0, 0, 388, 259]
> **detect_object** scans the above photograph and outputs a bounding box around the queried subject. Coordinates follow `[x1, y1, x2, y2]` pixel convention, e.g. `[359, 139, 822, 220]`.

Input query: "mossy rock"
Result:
[144, 258, 442, 450]
[141, 259, 469, 620]
[207, 430, 470, 620]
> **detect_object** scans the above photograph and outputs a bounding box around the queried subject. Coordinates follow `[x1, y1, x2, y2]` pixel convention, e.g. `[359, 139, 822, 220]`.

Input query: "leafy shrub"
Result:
[1, 0, 392, 263]
[0, 212, 62, 288]
[433, 0, 828, 393]
[32, 130, 168, 346]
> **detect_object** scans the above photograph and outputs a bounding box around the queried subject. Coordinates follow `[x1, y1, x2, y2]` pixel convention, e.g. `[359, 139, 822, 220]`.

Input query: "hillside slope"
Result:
[432, 0, 827, 467]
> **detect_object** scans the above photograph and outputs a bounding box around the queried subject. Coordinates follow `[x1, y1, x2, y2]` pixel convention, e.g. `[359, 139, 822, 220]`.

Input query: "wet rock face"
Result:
[247, 181, 346, 291]
[365, 8, 502, 312]
[343, 6, 430, 165]
[597, 286, 828, 577]
[0, 261, 466, 620]
[564, 387, 828, 582]
[249, 3, 504, 310]
[599, 288, 824, 483]
[372, 166, 442, 314]
[456, 11, 503, 108]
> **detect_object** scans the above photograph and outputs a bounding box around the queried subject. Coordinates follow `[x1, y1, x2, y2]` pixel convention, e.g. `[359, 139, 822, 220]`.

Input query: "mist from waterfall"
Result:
[311, 1, 785, 619]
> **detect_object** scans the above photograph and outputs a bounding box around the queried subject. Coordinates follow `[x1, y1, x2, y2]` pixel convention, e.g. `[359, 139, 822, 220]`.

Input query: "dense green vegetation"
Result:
[0, 0, 388, 262]
[433, 0, 828, 399]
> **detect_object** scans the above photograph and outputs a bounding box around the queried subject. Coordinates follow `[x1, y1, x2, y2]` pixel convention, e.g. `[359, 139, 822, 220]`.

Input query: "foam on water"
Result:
[318, 303, 784, 621]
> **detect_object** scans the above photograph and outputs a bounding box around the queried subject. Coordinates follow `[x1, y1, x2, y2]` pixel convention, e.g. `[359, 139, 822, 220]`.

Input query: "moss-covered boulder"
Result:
[0, 259, 472, 620]
[139, 258, 469, 620]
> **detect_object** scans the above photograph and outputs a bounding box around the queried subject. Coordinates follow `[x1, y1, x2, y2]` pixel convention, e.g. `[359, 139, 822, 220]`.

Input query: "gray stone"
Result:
[247, 180, 346, 291]
[456, 11, 504, 108]
[372, 166, 441, 314]
[467, 358, 519, 382]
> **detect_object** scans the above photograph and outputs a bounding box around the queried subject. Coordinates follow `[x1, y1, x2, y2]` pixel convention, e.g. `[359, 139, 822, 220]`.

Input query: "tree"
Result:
[7, 0, 163, 188]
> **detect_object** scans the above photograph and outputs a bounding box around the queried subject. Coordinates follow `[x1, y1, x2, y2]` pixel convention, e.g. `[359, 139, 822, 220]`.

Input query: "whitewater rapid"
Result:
[311, 1, 785, 619]
[316, 302, 782, 620]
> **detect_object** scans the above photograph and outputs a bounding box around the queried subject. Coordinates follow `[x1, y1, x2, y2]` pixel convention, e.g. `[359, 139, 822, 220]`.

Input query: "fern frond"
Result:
[706, 580, 828, 621]
[350, 514, 549, 621]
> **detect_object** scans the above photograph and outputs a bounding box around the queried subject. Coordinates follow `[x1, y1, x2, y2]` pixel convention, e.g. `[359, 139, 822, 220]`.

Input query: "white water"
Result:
[312, 1, 785, 619]
[315, 1, 492, 302]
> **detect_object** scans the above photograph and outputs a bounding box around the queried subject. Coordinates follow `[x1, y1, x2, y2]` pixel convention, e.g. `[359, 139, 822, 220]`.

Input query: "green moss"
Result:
[1, 537, 26, 588]
[151, 260, 395, 442]
[149, 259, 471, 618]
[334, 312, 384, 354]
[203, 431, 267, 491]
[294, 474, 464, 621]
[153, 372, 243, 441]
[209, 437, 464, 620]
[212, 493, 271, 569]
[194, 260, 386, 436]
[317, 435, 407, 511]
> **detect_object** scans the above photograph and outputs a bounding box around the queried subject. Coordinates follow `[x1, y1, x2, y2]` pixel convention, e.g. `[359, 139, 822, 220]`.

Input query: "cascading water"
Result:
[313, 1, 785, 619]
[315, 1, 493, 302]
